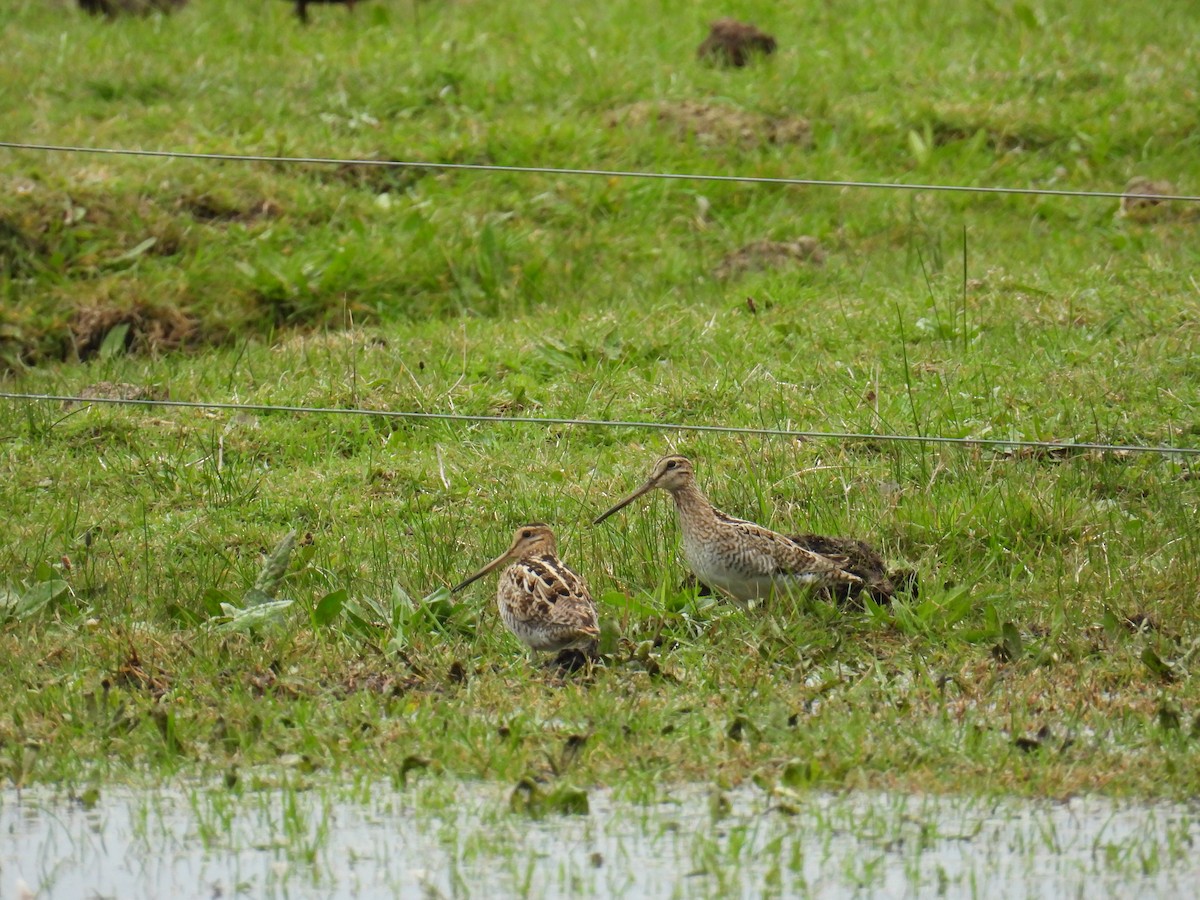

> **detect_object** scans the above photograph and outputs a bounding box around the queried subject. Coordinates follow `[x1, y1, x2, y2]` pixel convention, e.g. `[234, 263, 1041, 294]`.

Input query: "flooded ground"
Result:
[3, 782, 1198, 898]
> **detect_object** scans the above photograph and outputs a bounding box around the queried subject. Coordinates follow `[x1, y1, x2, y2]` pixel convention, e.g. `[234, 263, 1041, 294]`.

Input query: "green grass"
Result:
[1, 0, 1199, 798]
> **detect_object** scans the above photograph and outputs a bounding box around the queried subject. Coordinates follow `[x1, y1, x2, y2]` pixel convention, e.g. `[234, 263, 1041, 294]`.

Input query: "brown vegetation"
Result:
[697, 19, 777, 68]
[609, 101, 811, 149]
[714, 238, 825, 279]
[70, 301, 198, 360]
[1119, 177, 1181, 221]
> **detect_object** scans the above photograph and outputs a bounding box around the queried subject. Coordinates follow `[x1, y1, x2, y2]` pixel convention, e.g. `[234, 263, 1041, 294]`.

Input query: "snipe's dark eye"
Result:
[666, 460, 678, 469]
[521, 529, 534, 538]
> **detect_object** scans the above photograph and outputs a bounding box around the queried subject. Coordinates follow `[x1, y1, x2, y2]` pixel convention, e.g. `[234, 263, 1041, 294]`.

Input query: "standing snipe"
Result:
[594, 455, 902, 607]
[452, 524, 600, 656]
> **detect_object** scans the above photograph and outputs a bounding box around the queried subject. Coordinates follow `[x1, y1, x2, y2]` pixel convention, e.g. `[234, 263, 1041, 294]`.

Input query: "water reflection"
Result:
[3, 784, 1198, 898]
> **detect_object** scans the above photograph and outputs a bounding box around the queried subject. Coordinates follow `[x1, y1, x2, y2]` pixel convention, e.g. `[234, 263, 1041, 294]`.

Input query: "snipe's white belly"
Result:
[682, 533, 823, 606]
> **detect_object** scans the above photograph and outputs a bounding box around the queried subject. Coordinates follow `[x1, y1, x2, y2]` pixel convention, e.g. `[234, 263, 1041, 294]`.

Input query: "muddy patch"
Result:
[70, 301, 198, 360]
[908, 110, 1064, 153]
[1118, 177, 1191, 222]
[715, 237, 825, 279]
[306, 148, 492, 194]
[112, 649, 172, 699]
[609, 101, 811, 149]
[329, 666, 427, 698]
[993, 441, 1134, 463]
[180, 192, 282, 223]
[63, 381, 170, 409]
[697, 18, 777, 68]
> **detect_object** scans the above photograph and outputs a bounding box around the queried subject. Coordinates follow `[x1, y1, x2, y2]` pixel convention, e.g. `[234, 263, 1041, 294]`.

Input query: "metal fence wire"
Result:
[3, 140, 1200, 203]
[1, 393, 1197, 458]
[1, 140, 1197, 457]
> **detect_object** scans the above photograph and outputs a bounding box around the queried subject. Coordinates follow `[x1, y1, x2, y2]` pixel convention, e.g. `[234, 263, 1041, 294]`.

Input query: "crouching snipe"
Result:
[594, 455, 866, 608]
[452, 524, 600, 658]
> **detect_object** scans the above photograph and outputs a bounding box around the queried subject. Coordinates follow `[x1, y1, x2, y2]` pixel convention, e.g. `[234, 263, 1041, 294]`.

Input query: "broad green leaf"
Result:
[242, 588, 275, 607]
[216, 598, 294, 633]
[599, 589, 658, 619]
[907, 128, 930, 166]
[98, 323, 130, 360]
[109, 237, 157, 266]
[1101, 609, 1123, 638]
[1001, 622, 1024, 659]
[252, 531, 297, 596]
[201, 588, 237, 618]
[0, 585, 20, 617]
[313, 588, 347, 628]
[938, 585, 975, 625]
[781, 759, 818, 789]
[1142, 647, 1175, 681]
[15, 580, 70, 619]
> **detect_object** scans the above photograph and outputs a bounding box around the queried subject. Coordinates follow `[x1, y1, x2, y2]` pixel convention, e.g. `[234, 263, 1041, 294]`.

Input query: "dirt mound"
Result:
[180, 193, 282, 223]
[715, 237, 825, 279]
[609, 101, 811, 149]
[697, 19, 777, 68]
[1118, 177, 1186, 222]
[70, 302, 197, 361]
[321, 157, 434, 194]
[64, 381, 170, 408]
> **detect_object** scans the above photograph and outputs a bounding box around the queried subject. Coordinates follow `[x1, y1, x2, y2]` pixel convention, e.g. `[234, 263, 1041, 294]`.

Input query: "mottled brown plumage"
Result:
[452, 524, 600, 655]
[788, 534, 916, 604]
[594, 456, 863, 607]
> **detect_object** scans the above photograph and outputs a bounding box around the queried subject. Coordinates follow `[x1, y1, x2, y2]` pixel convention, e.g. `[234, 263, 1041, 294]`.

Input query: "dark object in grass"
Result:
[113, 649, 171, 699]
[446, 660, 468, 684]
[549, 644, 597, 674]
[1123, 611, 1157, 633]
[790, 534, 918, 605]
[285, 0, 368, 25]
[78, 0, 188, 16]
[1013, 725, 1052, 753]
[698, 18, 777, 68]
[996, 440, 1092, 461]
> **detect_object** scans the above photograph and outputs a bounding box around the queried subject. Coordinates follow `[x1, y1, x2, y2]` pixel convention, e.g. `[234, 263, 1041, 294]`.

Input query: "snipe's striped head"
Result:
[593, 455, 696, 524]
[452, 524, 557, 593]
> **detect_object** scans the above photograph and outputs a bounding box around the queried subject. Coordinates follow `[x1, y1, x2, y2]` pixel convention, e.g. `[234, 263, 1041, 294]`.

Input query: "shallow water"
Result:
[3, 782, 1198, 899]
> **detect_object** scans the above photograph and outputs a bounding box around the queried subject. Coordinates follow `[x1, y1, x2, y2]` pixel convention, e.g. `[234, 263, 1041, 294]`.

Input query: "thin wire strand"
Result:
[3, 140, 1198, 203]
[2, 144, 1195, 456]
[1, 392, 1196, 457]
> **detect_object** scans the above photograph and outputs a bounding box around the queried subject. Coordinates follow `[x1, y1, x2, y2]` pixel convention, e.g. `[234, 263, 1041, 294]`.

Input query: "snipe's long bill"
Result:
[594, 455, 865, 607]
[453, 524, 600, 654]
